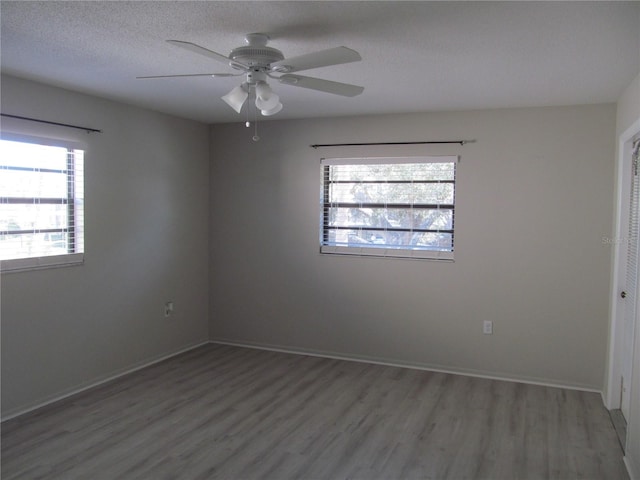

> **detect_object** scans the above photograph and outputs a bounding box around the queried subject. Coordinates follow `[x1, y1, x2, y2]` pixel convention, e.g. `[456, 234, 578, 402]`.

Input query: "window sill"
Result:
[1, 253, 84, 274]
[320, 245, 454, 261]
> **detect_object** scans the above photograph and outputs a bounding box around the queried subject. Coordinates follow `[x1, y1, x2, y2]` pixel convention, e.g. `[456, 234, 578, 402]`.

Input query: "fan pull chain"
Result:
[253, 120, 259, 142]
[242, 87, 259, 141]
[252, 97, 260, 142]
[245, 94, 251, 128]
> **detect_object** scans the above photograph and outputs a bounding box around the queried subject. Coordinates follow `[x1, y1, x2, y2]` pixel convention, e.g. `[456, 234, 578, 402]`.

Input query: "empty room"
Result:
[1, 1, 640, 479]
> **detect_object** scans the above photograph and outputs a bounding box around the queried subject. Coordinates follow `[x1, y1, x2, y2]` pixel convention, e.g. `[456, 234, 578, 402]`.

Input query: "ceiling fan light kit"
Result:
[261, 102, 283, 117]
[139, 33, 363, 121]
[221, 84, 249, 114]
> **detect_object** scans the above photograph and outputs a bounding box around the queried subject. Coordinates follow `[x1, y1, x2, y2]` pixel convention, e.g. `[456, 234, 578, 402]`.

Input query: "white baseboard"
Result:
[210, 338, 602, 394]
[3, 337, 604, 423]
[1, 340, 209, 422]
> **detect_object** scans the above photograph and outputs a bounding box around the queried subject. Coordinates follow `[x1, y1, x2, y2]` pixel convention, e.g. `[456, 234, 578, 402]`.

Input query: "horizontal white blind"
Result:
[320, 156, 457, 260]
[0, 137, 84, 271]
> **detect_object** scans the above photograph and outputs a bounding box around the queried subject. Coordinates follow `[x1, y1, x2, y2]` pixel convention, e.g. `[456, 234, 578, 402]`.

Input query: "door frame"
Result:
[606, 117, 640, 418]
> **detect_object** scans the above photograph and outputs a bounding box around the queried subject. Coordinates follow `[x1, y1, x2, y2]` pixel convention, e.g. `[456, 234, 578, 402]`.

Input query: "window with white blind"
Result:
[320, 156, 457, 260]
[0, 135, 84, 272]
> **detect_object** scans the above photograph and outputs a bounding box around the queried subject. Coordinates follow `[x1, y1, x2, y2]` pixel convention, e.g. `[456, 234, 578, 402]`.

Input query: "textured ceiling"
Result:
[1, 1, 639, 124]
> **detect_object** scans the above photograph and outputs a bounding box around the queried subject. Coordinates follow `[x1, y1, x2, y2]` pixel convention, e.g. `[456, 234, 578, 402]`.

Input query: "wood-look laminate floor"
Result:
[1, 343, 629, 480]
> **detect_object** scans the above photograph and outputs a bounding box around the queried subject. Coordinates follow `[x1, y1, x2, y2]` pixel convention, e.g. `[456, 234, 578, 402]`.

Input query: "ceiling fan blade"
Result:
[136, 73, 241, 79]
[166, 40, 242, 67]
[271, 46, 361, 73]
[278, 74, 364, 97]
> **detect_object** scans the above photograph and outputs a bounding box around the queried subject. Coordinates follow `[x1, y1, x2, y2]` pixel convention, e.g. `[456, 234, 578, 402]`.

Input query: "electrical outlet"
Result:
[164, 301, 174, 317]
[483, 320, 493, 335]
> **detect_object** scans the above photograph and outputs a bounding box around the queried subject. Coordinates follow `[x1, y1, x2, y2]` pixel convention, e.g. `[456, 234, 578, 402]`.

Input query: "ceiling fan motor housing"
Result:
[230, 46, 284, 68]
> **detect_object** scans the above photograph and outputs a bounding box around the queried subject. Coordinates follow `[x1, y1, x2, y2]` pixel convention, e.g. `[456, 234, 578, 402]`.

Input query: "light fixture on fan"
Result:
[221, 74, 283, 117]
[137, 33, 364, 120]
[254, 82, 282, 116]
[221, 84, 248, 114]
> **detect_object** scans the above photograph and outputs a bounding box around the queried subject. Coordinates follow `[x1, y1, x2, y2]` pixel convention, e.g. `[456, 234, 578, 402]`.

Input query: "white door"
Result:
[621, 138, 640, 420]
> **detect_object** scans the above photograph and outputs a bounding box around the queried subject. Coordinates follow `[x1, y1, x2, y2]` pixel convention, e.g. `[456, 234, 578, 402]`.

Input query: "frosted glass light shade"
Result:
[261, 102, 283, 116]
[255, 82, 272, 100]
[255, 93, 280, 111]
[222, 85, 248, 113]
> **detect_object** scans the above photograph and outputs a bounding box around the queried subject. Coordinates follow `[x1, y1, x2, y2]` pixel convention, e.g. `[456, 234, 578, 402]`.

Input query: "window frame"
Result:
[319, 155, 458, 261]
[0, 132, 85, 273]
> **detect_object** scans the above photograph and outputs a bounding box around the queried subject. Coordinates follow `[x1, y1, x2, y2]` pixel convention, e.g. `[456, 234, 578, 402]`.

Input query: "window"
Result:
[0, 135, 84, 272]
[320, 156, 457, 260]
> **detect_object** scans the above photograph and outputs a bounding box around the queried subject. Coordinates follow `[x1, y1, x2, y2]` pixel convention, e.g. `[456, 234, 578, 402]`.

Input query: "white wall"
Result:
[209, 104, 616, 390]
[616, 70, 640, 479]
[0, 75, 210, 418]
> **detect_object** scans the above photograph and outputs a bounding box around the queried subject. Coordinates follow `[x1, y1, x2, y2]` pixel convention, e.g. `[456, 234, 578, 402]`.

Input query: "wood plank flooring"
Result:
[1, 343, 629, 479]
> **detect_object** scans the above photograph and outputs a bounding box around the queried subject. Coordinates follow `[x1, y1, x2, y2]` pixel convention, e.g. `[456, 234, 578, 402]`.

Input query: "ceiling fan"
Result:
[138, 33, 364, 117]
